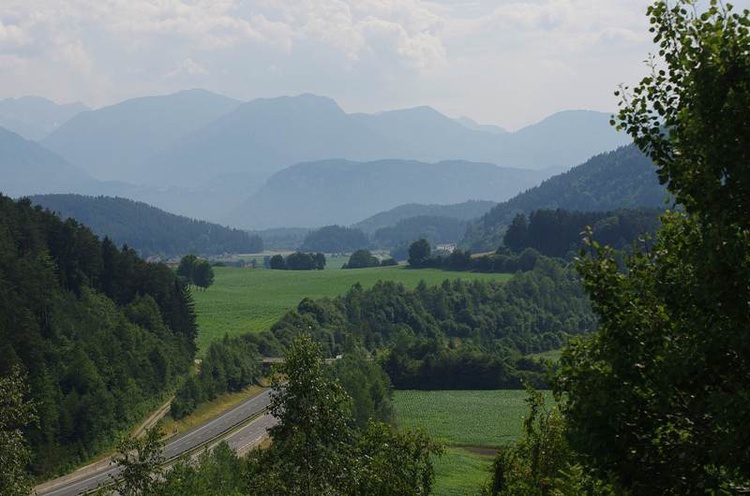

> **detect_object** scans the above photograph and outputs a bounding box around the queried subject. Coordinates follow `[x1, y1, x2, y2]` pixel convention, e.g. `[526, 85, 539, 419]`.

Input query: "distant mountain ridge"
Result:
[30, 194, 263, 258]
[0, 96, 88, 140]
[462, 145, 670, 250]
[5, 90, 632, 226]
[0, 126, 97, 197]
[144, 96, 628, 192]
[225, 159, 555, 229]
[41, 89, 241, 182]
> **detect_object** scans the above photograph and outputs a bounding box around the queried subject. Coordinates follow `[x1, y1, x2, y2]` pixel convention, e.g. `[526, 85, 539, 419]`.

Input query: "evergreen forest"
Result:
[0, 195, 197, 476]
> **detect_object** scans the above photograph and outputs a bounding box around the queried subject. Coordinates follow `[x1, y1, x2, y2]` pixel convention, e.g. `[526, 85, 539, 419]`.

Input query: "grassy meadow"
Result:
[394, 389, 554, 495]
[192, 265, 511, 352]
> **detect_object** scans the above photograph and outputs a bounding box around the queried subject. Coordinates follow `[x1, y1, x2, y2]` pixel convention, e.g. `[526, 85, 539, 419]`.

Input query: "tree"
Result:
[110, 427, 165, 496]
[248, 334, 356, 494]
[504, 213, 528, 253]
[192, 259, 214, 290]
[0, 366, 36, 496]
[407, 238, 431, 267]
[176, 254, 198, 283]
[559, 1, 750, 493]
[246, 334, 442, 495]
[342, 249, 380, 269]
[269, 254, 286, 270]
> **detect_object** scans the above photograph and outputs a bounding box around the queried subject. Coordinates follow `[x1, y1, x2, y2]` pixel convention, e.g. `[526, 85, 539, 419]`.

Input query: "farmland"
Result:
[394, 389, 554, 495]
[191, 265, 511, 352]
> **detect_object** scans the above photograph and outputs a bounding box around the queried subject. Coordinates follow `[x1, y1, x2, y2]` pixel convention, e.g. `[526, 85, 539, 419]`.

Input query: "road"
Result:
[36, 389, 274, 496]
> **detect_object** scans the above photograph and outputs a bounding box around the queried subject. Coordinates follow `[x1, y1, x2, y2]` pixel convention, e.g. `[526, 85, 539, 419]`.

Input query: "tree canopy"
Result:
[556, 1, 750, 493]
[0, 195, 197, 475]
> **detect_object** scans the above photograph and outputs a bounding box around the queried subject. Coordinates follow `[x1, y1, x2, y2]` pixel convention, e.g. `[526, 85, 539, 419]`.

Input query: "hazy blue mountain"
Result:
[139, 94, 405, 188]
[144, 94, 628, 193]
[30, 194, 263, 258]
[352, 106, 497, 162]
[462, 145, 670, 251]
[354, 200, 497, 234]
[454, 116, 508, 134]
[224, 159, 554, 229]
[499, 110, 629, 171]
[0, 96, 88, 140]
[41, 89, 241, 182]
[0, 126, 97, 197]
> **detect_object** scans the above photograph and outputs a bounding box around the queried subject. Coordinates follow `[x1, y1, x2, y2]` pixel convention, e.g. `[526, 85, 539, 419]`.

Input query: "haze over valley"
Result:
[1, 90, 632, 229]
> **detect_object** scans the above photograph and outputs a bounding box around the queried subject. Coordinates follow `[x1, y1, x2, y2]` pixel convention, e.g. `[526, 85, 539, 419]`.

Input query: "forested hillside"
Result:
[249, 258, 594, 389]
[354, 200, 496, 235]
[372, 216, 467, 248]
[464, 145, 668, 250]
[0, 195, 198, 475]
[31, 194, 263, 258]
[503, 208, 663, 257]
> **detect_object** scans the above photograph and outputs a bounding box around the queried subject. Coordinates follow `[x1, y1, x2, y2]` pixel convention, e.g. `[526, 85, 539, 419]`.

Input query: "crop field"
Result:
[192, 265, 511, 352]
[432, 448, 495, 496]
[394, 389, 554, 495]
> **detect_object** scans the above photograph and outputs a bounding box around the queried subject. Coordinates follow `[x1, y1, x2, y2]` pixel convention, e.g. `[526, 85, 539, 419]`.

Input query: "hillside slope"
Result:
[354, 200, 496, 234]
[41, 89, 241, 182]
[225, 159, 554, 229]
[31, 194, 263, 257]
[463, 145, 669, 250]
[0, 194, 197, 475]
[0, 126, 97, 197]
[0, 96, 88, 140]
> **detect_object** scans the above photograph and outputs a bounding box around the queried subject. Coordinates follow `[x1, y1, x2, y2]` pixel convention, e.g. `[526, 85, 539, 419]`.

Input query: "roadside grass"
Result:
[192, 266, 511, 352]
[159, 385, 265, 438]
[394, 389, 554, 496]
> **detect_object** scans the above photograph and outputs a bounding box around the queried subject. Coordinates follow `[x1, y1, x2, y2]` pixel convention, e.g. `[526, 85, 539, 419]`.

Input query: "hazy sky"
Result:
[1, 0, 748, 129]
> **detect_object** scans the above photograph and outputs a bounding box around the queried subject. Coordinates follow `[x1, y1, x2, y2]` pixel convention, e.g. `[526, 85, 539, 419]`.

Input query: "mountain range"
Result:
[223, 159, 554, 229]
[0, 126, 97, 197]
[0, 96, 88, 140]
[2, 89, 633, 227]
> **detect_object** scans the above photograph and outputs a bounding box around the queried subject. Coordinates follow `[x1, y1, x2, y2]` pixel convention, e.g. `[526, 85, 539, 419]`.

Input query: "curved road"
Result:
[37, 389, 273, 496]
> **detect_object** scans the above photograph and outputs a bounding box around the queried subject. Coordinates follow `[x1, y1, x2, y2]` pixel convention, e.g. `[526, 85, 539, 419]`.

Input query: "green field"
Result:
[192, 265, 511, 352]
[394, 389, 553, 495]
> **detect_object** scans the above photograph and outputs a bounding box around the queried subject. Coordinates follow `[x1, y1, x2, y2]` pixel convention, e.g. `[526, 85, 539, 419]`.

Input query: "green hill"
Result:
[0, 194, 197, 475]
[354, 200, 496, 235]
[30, 194, 262, 258]
[463, 145, 669, 251]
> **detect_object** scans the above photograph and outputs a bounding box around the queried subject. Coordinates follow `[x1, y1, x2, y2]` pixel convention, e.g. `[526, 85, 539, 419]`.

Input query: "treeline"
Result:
[300, 225, 368, 253]
[30, 194, 263, 258]
[407, 238, 544, 274]
[504, 208, 662, 257]
[372, 215, 466, 248]
[247, 257, 593, 389]
[298, 221, 470, 256]
[0, 195, 197, 475]
[342, 249, 397, 269]
[104, 336, 439, 496]
[269, 252, 326, 270]
[170, 335, 260, 420]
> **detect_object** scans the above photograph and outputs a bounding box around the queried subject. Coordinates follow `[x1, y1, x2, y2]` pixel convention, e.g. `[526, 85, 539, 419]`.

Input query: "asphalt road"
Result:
[37, 389, 273, 496]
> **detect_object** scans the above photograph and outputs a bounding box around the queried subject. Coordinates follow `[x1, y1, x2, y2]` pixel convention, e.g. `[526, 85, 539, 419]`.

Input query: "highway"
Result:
[36, 389, 274, 496]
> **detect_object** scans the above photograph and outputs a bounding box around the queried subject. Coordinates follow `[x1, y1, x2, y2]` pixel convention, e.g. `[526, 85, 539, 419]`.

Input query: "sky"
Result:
[1, 0, 748, 130]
